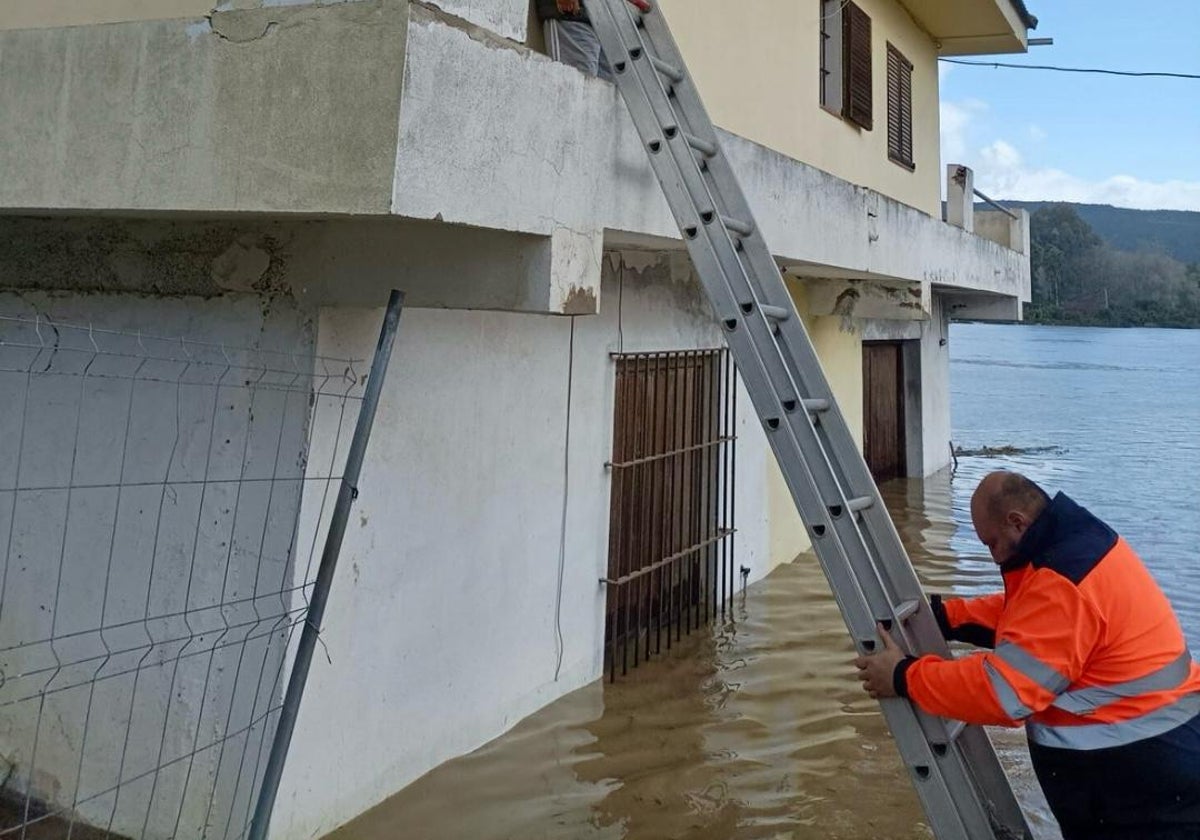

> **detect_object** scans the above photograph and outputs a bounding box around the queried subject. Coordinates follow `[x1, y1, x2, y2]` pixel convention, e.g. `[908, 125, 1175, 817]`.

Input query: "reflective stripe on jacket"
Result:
[900, 492, 1200, 750]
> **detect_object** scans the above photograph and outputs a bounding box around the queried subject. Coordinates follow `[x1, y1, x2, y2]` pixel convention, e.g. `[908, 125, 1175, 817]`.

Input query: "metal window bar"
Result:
[601, 349, 736, 680]
[0, 292, 403, 840]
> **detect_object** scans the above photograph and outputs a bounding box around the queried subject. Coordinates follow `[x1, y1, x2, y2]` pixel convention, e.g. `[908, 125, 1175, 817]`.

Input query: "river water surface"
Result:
[331, 324, 1200, 840]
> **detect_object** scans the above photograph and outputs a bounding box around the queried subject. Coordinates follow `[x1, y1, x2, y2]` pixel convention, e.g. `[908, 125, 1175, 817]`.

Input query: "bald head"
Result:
[973, 471, 1050, 521]
[970, 471, 1050, 565]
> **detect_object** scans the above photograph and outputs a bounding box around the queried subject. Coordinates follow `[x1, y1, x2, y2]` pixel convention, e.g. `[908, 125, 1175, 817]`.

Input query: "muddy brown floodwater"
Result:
[332, 323, 1200, 840]
[329, 474, 1061, 840]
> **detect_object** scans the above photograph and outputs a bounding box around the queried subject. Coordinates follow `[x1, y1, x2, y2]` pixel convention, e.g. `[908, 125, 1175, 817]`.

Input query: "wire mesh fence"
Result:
[0, 310, 373, 839]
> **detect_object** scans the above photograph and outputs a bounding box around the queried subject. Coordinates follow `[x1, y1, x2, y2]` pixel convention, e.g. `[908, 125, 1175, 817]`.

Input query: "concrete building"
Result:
[0, 0, 1033, 837]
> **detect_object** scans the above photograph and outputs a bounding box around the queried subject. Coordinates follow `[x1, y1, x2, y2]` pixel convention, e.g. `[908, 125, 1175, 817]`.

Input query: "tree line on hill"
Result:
[1026, 204, 1200, 328]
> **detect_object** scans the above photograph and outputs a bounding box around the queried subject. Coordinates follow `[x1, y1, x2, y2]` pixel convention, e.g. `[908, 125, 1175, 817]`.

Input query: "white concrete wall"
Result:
[269, 254, 770, 840]
[920, 295, 953, 476]
[0, 290, 313, 839]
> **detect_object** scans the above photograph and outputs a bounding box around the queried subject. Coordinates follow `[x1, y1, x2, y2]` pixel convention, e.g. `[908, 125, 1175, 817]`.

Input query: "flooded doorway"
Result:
[603, 350, 737, 680]
[862, 340, 908, 482]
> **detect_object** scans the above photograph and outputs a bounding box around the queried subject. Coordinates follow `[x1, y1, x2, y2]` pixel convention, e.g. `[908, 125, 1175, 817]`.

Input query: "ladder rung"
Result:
[894, 599, 920, 621]
[760, 304, 790, 322]
[944, 720, 967, 743]
[650, 55, 684, 82]
[720, 214, 754, 237]
[846, 495, 874, 513]
[683, 132, 717, 158]
[802, 398, 830, 414]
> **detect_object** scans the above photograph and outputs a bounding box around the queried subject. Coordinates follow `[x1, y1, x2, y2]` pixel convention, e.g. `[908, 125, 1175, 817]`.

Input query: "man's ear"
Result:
[1007, 510, 1030, 532]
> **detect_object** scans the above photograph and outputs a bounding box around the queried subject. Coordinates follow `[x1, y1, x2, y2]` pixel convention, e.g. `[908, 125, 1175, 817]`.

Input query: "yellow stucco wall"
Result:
[0, 1, 212, 29]
[659, 0, 942, 217]
[766, 280, 864, 568]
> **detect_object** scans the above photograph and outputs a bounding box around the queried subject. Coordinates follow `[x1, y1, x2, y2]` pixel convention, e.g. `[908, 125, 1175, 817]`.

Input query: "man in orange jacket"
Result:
[856, 471, 1200, 839]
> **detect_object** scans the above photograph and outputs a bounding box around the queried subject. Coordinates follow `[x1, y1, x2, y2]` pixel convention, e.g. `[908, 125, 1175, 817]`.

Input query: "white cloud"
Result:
[939, 99, 987, 172]
[975, 140, 1200, 211]
[1027, 124, 1047, 142]
[940, 100, 1200, 211]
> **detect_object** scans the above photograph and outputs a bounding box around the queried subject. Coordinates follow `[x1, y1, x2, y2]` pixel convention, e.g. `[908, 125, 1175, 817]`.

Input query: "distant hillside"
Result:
[980, 202, 1200, 265]
[1020, 204, 1200, 328]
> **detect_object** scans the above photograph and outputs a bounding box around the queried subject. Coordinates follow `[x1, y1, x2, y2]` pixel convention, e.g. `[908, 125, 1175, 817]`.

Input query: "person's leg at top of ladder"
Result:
[539, 0, 649, 82]
[538, 0, 611, 82]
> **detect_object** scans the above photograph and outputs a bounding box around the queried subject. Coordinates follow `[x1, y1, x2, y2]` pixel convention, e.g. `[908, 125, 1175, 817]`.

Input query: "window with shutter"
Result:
[887, 43, 914, 169]
[842, 1, 873, 130]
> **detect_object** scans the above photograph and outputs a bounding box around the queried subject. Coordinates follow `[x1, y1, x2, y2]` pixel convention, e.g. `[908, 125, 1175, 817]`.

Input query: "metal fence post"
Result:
[248, 290, 405, 840]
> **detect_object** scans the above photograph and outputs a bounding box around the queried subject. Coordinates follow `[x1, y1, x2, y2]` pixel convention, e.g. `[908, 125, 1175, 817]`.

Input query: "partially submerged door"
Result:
[862, 341, 906, 482]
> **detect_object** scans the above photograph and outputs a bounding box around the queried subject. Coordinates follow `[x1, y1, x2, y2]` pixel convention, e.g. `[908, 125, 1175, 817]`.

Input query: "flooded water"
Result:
[330, 324, 1200, 840]
[949, 323, 1200, 646]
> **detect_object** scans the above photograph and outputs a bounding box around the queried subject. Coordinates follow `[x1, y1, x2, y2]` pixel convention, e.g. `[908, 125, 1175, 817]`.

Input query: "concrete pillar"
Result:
[945, 165, 974, 233]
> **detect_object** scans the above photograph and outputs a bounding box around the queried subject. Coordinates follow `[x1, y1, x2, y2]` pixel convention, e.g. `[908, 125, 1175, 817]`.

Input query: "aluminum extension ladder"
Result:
[584, 1, 1031, 837]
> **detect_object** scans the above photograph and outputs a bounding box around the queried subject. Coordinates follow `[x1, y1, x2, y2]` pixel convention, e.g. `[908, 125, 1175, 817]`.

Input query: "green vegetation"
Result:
[1001, 201, 1200, 265]
[1024, 204, 1200, 328]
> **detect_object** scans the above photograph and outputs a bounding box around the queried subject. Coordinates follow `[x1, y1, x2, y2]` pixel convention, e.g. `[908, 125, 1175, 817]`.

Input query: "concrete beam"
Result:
[0, 215, 600, 316]
[943, 292, 1022, 322]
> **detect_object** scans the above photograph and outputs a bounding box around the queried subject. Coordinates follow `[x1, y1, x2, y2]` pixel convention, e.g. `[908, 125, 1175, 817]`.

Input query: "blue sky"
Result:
[938, 0, 1200, 210]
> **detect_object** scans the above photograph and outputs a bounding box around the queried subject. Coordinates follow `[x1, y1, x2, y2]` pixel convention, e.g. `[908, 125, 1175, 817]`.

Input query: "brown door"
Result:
[862, 341, 906, 482]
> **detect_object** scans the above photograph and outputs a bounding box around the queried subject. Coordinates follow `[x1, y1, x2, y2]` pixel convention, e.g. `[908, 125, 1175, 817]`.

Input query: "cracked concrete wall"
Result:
[419, 0, 528, 42]
[268, 251, 771, 840]
[0, 0, 408, 214]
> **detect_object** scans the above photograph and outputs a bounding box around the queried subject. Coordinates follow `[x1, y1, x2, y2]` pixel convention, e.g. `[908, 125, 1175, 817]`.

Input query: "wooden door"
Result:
[862, 342, 906, 482]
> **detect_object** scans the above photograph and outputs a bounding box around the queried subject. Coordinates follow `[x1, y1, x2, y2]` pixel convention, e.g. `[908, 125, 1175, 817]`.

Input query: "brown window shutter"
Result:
[887, 43, 914, 168]
[887, 47, 902, 159]
[842, 2, 873, 130]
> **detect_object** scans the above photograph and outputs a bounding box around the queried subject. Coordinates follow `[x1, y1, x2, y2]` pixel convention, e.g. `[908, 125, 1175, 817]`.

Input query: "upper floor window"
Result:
[820, 0, 873, 131]
[887, 43, 914, 169]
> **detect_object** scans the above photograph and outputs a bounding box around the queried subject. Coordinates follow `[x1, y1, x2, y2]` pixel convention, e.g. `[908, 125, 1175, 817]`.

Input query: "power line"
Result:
[940, 58, 1200, 80]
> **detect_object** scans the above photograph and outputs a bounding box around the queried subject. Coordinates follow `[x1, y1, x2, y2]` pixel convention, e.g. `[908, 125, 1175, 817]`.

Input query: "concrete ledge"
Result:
[0, 0, 409, 214]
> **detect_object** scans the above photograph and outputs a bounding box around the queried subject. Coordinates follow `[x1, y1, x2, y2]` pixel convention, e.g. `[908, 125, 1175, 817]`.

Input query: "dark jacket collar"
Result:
[1001, 491, 1118, 583]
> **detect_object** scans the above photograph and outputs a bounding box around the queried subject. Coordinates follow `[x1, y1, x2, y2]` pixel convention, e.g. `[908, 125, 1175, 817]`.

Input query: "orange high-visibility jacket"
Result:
[896, 493, 1200, 751]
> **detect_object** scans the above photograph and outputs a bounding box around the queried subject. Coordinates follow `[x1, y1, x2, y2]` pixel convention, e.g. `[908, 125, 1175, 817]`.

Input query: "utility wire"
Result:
[940, 58, 1200, 80]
